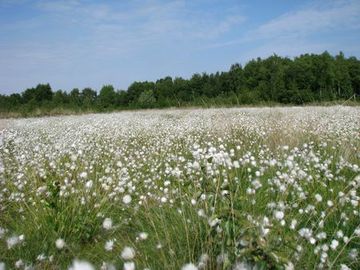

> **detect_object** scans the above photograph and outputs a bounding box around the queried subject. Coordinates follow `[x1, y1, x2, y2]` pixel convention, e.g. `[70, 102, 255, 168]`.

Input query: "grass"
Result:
[0, 107, 359, 269]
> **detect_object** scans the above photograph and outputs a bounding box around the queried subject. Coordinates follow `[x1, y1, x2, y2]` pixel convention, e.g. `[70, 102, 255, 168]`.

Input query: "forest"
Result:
[1, 51, 359, 116]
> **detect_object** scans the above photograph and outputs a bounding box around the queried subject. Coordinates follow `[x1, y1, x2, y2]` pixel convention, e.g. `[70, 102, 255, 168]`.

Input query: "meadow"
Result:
[0, 106, 359, 270]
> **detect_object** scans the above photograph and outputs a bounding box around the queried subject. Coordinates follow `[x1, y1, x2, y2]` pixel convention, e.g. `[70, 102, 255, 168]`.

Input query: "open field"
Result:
[0, 106, 359, 270]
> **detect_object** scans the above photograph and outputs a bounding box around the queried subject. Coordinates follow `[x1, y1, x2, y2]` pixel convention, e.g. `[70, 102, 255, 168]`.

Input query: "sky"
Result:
[0, 0, 360, 94]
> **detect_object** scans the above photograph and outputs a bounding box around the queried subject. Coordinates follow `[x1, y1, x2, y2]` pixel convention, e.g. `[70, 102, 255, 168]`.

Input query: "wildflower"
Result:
[122, 195, 132, 204]
[290, 219, 297, 230]
[15, 260, 23, 269]
[138, 232, 148, 240]
[55, 238, 65, 249]
[105, 239, 115, 251]
[121, 246, 135, 260]
[85, 180, 93, 189]
[198, 254, 209, 269]
[101, 262, 116, 270]
[181, 263, 198, 270]
[7, 235, 20, 249]
[330, 239, 339, 250]
[103, 218, 113, 230]
[340, 264, 351, 270]
[285, 262, 294, 270]
[123, 262, 135, 270]
[232, 261, 253, 270]
[274, 210, 284, 220]
[314, 194, 322, 203]
[349, 248, 358, 260]
[69, 260, 95, 270]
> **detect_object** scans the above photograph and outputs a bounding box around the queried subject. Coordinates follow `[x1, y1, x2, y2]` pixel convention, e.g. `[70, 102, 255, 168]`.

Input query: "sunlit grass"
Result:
[0, 106, 359, 269]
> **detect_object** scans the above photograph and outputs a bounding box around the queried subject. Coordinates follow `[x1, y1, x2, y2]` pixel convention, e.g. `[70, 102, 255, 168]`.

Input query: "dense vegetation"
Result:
[1, 51, 359, 116]
[1, 107, 359, 269]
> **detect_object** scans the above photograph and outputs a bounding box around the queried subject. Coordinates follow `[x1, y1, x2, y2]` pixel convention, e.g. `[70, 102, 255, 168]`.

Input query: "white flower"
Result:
[232, 261, 253, 270]
[330, 239, 339, 250]
[274, 210, 284, 220]
[138, 232, 148, 240]
[15, 260, 23, 269]
[7, 235, 20, 249]
[105, 239, 115, 251]
[299, 228, 312, 238]
[181, 263, 198, 270]
[314, 194, 322, 203]
[55, 238, 65, 249]
[123, 261, 135, 270]
[101, 262, 116, 270]
[336, 230, 344, 238]
[0, 262, 5, 270]
[79, 172, 88, 179]
[85, 180, 93, 189]
[290, 219, 297, 230]
[208, 217, 220, 227]
[349, 248, 358, 260]
[37, 254, 46, 261]
[285, 262, 294, 270]
[121, 246, 135, 260]
[103, 218, 113, 230]
[69, 260, 95, 270]
[122, 195, 132, 204]
[340, 264, 351, 270]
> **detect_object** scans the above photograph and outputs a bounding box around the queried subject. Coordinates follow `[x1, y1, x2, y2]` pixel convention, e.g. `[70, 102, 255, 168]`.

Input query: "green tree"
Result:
[137, 89, 156, 108]
[98, 85, 116, 109]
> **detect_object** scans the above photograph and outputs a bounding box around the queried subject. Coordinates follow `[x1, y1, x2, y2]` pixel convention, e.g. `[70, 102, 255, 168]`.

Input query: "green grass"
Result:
[0, 108, 359, 269]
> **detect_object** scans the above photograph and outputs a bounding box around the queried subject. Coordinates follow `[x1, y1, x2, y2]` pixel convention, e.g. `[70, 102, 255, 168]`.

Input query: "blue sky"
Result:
[1, 0, 360, 94]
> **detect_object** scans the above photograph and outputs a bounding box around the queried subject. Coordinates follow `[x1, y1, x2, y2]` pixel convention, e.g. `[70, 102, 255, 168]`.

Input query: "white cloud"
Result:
[254, 0, 360, 39]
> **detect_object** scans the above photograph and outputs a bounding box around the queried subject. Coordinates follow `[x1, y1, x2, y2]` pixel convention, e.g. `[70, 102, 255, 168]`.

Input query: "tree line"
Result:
[1, 51, 359, 116]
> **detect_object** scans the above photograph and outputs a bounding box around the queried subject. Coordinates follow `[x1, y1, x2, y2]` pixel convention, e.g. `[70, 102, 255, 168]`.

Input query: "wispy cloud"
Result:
[206, 0, 360, 54]
[254, 0, 360, 39]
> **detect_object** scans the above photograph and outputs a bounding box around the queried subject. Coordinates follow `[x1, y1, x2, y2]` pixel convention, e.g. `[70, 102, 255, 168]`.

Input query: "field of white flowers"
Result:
[0, 106, 359, 270]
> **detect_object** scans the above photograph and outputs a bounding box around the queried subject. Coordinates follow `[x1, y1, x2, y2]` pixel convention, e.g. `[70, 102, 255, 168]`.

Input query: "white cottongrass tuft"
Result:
[15, 260, 23, 269]
[55, 238, 65, 249]
[138, 232, 148, 240]
[181, 263, 198, 270]
[121, 246, 135, 260]
[102, 218, 113, 230]
[330, 239, 339, 250]
[274, 210, 284, 220]
[105, 239, 115, 251]
[85, 180, 93, 189]
[68, 260, 95, 270]
[340, 264, 351, 270]
[122, 195, 132, 204]
[101, 262, 116, 270]
[314, 194, 322, 203]
[7, 235, 21, 249]
[123, 261, 135, 270]
[232, 261, 253, 270]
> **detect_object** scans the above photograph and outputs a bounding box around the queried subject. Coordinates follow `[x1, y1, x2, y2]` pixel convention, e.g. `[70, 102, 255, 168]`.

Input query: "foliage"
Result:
[1, 52, 360, 117]
[0, 107, 359, 269]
